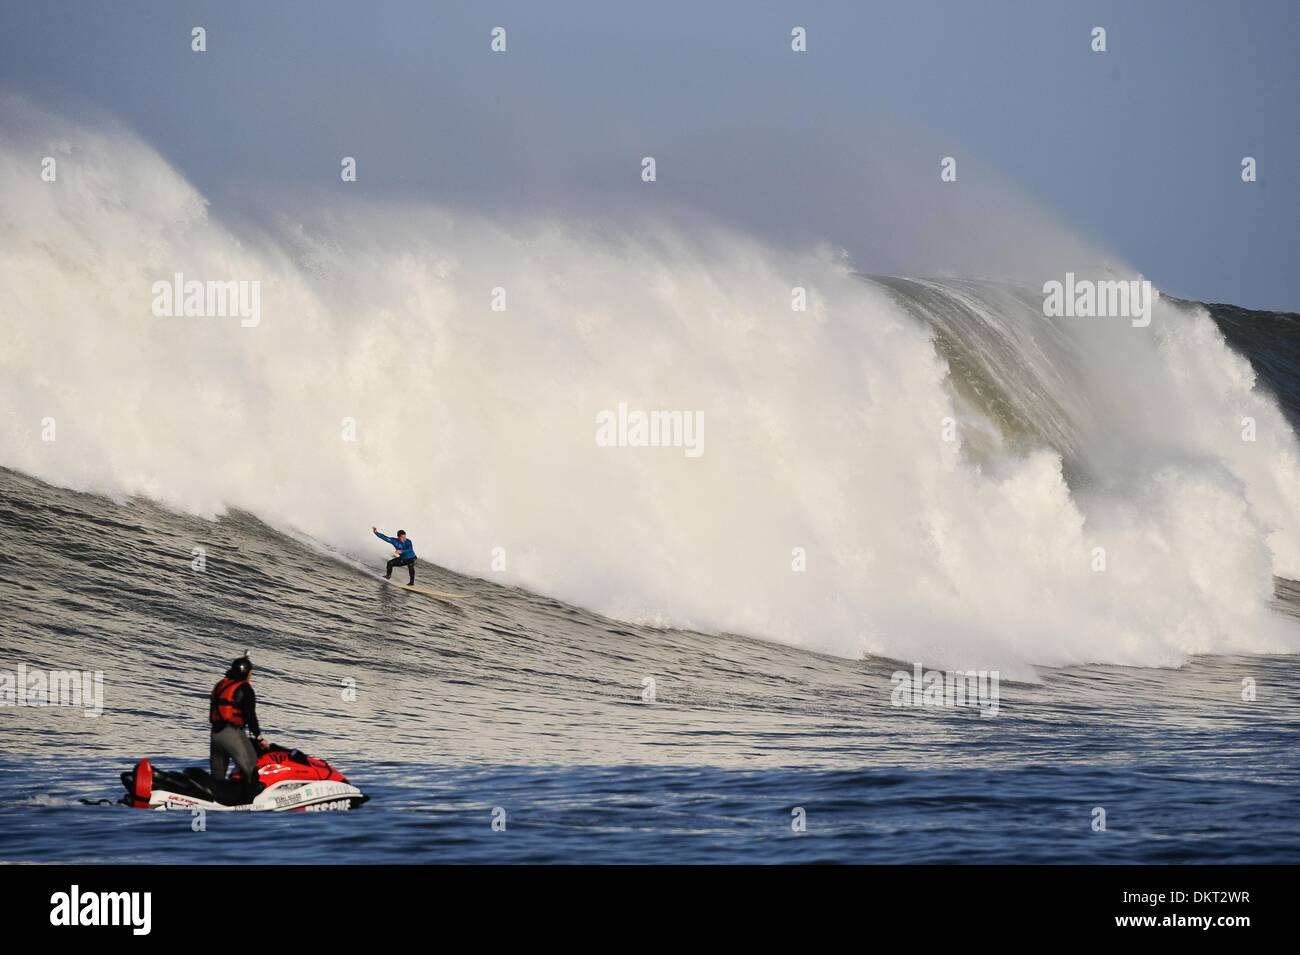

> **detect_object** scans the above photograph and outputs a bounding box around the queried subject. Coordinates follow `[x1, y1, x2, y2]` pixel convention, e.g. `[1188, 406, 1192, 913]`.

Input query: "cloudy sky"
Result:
[3, 0, 1297, 309]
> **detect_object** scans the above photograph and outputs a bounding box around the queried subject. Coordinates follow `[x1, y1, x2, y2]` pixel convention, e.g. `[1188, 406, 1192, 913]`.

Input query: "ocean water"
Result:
[2, 466, 1299, 863]
[3, 101, 1300, 864]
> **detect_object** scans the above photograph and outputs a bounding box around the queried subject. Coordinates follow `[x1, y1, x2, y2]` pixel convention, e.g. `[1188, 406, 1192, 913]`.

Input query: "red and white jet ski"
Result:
[122, 743, 368, 812]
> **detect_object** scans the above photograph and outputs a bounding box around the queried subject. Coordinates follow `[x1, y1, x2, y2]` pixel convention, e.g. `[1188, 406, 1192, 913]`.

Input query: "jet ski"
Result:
[121, 743, 368, 812]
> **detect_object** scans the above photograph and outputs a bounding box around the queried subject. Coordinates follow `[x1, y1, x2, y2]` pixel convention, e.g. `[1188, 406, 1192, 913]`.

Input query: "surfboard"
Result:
[378, 576, 467, 602]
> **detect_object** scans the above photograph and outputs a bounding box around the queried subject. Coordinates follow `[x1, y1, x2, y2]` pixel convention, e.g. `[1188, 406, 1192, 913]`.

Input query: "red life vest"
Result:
[210, 677, 249, 726]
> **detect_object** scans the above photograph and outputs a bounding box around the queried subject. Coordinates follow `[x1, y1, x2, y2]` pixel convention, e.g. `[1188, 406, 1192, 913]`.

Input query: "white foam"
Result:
[2, 102, 1298, 676]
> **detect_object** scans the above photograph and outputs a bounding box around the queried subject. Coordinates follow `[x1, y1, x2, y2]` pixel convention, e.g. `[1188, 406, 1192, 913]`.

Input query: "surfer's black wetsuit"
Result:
[386, 554, 417, 584]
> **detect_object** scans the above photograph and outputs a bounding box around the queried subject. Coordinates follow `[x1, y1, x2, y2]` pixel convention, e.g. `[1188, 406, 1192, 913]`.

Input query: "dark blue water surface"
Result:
[3, 759, 1299, 864]
[2, 468, 1299, 863]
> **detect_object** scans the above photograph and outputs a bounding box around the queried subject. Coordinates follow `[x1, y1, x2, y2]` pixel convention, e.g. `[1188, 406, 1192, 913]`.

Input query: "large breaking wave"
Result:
[3, 101, 1299, 676]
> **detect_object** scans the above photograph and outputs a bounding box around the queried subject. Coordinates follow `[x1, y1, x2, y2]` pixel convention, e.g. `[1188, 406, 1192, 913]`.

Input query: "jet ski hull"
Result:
[141, 780, 367, 812]
[122, 745, 368, 812]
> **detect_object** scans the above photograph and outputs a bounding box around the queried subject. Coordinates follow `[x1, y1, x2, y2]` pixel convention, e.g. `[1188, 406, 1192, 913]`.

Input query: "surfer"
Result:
[209, 655, 267, 802]
[373, 526, 417, 584]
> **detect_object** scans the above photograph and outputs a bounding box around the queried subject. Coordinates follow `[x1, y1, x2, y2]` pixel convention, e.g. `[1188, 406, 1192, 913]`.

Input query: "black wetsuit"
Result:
[386, 555, 417, 584]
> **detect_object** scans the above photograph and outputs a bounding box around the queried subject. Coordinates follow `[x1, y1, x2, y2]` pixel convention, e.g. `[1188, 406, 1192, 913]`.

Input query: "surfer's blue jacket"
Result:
[375, 531, 416, 560]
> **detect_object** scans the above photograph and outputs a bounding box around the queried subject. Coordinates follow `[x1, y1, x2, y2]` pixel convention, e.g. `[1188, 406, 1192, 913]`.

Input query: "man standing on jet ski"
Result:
[209, 655, 267, 802]
[373, 526, 417, 585]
